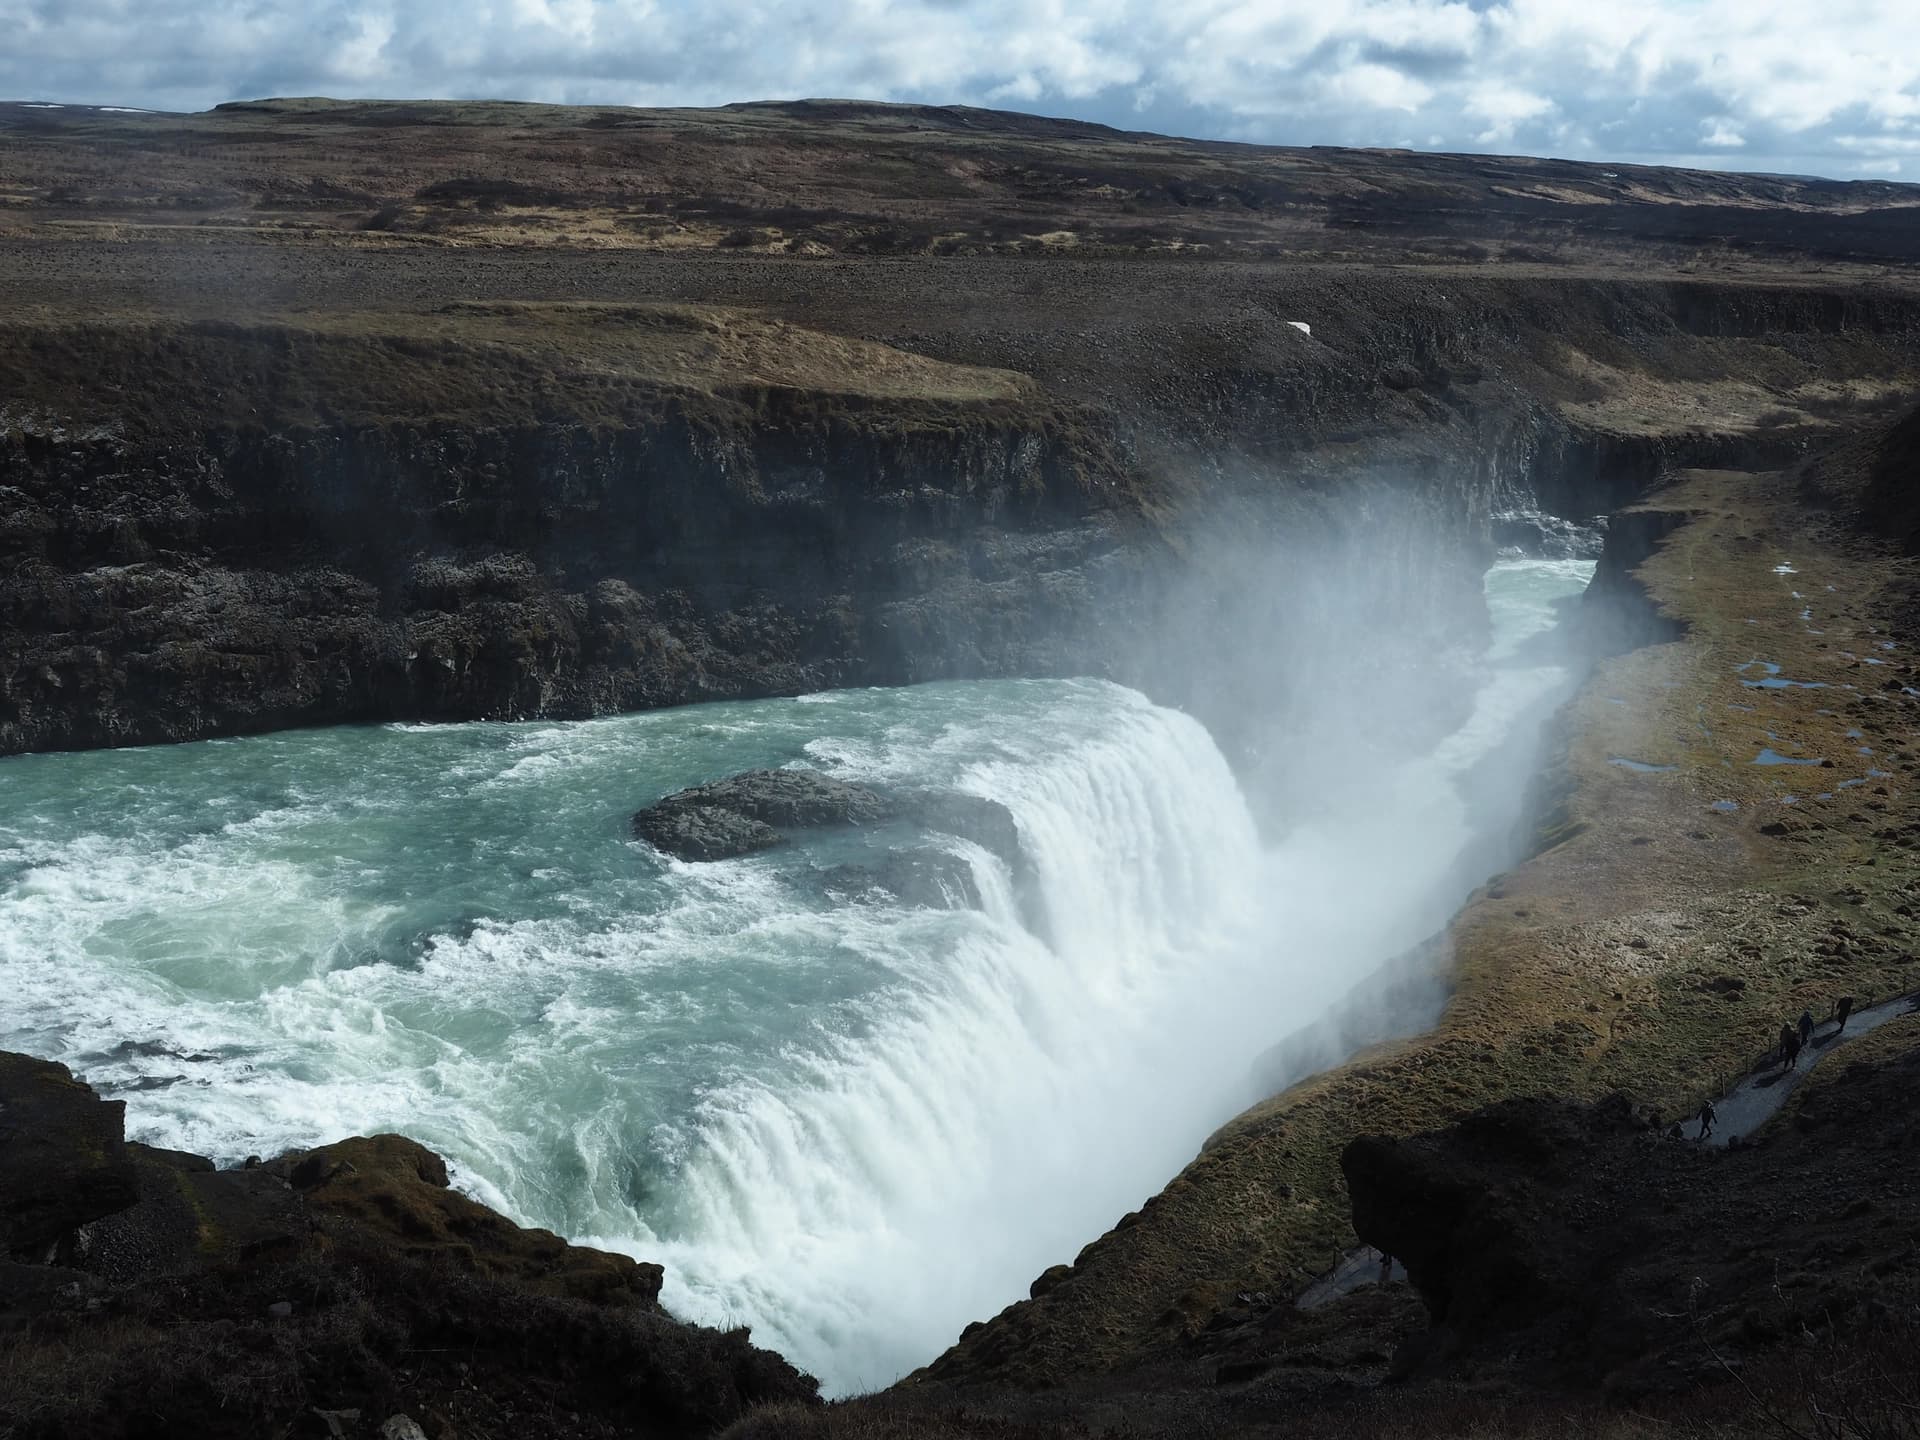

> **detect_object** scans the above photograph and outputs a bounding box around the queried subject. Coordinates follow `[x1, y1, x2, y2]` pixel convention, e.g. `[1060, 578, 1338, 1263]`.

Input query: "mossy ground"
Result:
[0, 302, 1042, 434]
[924, 462, 1920, 1391]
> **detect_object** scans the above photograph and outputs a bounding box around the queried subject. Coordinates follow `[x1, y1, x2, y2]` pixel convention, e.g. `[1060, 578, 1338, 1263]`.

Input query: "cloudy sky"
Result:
[5, 0, 1918, 180]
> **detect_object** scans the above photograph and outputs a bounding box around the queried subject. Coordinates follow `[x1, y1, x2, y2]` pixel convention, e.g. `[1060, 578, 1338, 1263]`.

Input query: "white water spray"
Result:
[0, 560, 1593, 1398]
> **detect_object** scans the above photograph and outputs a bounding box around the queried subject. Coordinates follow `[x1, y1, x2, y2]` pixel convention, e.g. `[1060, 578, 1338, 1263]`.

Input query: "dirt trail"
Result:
[1689, 991, 1920, 1144]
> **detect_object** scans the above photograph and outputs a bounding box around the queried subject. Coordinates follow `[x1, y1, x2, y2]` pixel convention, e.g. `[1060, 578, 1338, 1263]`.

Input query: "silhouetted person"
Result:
[1798, 1008, 1815, 1049]
[1779, 1023, 1800, 1069]
[1379, 1251, 1394, 1284]
[1698, 1099, 1717, 1139]
[1834, 995, 1856, 1032]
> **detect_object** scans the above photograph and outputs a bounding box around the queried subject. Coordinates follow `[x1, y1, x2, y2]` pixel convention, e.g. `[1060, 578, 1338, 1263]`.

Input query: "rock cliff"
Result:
[7, 277, 1920, 767]
[0, 1051, 816, 1439]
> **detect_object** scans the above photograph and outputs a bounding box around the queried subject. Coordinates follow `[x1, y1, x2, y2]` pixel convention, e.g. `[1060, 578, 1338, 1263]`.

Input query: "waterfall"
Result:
[0, 560, 1593, 1399]
[627, 699, 1273, 1392]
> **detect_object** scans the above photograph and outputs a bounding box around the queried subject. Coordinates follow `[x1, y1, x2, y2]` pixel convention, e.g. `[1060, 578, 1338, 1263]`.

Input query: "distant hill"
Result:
[4, 94, 1918, 265]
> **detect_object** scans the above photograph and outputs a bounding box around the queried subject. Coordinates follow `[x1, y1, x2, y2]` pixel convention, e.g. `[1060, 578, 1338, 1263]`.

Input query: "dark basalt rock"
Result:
[815, 849, 983, 909]
[269, 1133, 664, 1309]
[1333, 1080, 1920, 1397]
[633, 804, 785, 862]
[632, 768, 894, 860]
[1340, 1096, 1633, 1371]
[0, 1051, 819, 1435]
[0, 1052, 138, 1262]
[909, 792, 1026, 873]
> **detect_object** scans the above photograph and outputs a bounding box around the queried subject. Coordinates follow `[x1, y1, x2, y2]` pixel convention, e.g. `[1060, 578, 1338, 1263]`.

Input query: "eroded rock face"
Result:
[632, 768, 894, 860]
[1338, 1061, 1920, 1398]
[0, 405, 1137, 759]
[1340, 1095, 1646, 1379]
[0, 1052, 138, 1261]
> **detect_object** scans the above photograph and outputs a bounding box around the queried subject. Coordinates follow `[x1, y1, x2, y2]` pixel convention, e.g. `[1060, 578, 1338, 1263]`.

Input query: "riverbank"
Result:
[897, 429, 1920, 1427]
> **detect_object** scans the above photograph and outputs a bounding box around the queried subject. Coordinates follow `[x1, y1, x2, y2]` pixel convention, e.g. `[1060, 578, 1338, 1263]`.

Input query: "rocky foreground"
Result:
[0, 1050, 817, 1439]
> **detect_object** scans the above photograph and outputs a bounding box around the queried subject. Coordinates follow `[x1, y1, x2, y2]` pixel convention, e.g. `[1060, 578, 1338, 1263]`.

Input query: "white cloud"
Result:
[2, 0, 1918, 180]
[1466, 84, 1554, 143]
[1324, 62, 1433, 115]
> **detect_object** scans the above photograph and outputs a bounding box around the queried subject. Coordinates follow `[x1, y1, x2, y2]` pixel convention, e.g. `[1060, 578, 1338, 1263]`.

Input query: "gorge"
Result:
[5, 97, 1920, 1440]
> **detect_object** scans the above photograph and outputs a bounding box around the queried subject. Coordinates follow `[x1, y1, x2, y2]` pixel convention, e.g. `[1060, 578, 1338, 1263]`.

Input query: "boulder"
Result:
[1340, 1093, 1654, 1385]
[0, 1052, 817, 1434]
[0, 1052, 139, 1261]
[269, 1134, 664, 1308]
[632, 768, 894, 861]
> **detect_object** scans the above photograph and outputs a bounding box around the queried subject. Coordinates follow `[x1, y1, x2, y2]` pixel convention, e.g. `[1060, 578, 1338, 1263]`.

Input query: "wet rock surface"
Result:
[814, 851, 983, 909]
[632, 769, 1030, 886]
[909, 791, 1027, 873]
[633, 768, 895, 860]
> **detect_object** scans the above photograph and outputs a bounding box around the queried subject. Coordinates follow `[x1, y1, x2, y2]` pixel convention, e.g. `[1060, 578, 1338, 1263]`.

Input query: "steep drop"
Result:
[0, 560, 1592, 1395]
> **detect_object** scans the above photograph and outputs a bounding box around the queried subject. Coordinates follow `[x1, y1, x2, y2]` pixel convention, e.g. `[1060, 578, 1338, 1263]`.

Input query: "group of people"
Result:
[1692, 996, 1859, 1141]
[1777, 996, 1856, 1070]
[1776, 1008, 1816, 1070]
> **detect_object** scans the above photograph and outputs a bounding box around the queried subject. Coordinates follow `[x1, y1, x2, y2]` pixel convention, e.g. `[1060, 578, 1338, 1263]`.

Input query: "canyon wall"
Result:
[5, 278, 1920, 759]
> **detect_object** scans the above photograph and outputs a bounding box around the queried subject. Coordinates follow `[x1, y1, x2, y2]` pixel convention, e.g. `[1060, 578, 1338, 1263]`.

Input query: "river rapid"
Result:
[0, 557, 1594, 1393]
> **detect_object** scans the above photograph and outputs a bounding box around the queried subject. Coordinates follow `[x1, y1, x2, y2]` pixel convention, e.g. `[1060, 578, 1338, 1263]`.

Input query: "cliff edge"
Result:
[0, 1051, 817, 1439]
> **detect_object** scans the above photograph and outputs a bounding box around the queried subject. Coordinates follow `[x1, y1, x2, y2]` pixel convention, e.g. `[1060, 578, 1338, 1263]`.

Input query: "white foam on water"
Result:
[599, 561, 1596, 1391]
[0, 559, 1595, 1398]
[620, 698, 1281, 1389]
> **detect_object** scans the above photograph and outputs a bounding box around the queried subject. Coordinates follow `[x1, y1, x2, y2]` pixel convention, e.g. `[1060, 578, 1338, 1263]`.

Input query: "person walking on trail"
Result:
[1834, 995, 1856, 1033]
[1779, 1022, 1801, 1069]
[1698, 1098, 1717, 1139]
[1798, 1008, 1815, 1050]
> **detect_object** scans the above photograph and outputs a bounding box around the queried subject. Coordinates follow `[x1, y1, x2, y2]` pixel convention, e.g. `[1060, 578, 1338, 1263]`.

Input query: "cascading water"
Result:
[0, 556, 1592, 1395]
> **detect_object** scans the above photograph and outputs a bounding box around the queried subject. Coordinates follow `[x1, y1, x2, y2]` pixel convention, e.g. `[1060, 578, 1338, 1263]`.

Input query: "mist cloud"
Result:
[4, 0, 1918, 179]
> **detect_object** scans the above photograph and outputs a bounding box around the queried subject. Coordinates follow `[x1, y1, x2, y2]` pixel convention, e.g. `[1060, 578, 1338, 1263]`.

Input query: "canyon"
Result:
[4, 97, 1920, 1439]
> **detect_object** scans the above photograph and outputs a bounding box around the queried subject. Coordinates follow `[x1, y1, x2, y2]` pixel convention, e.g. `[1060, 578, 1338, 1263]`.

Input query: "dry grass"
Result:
[4, 97, 1920, 268]
[0, 301, 1042, 435]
